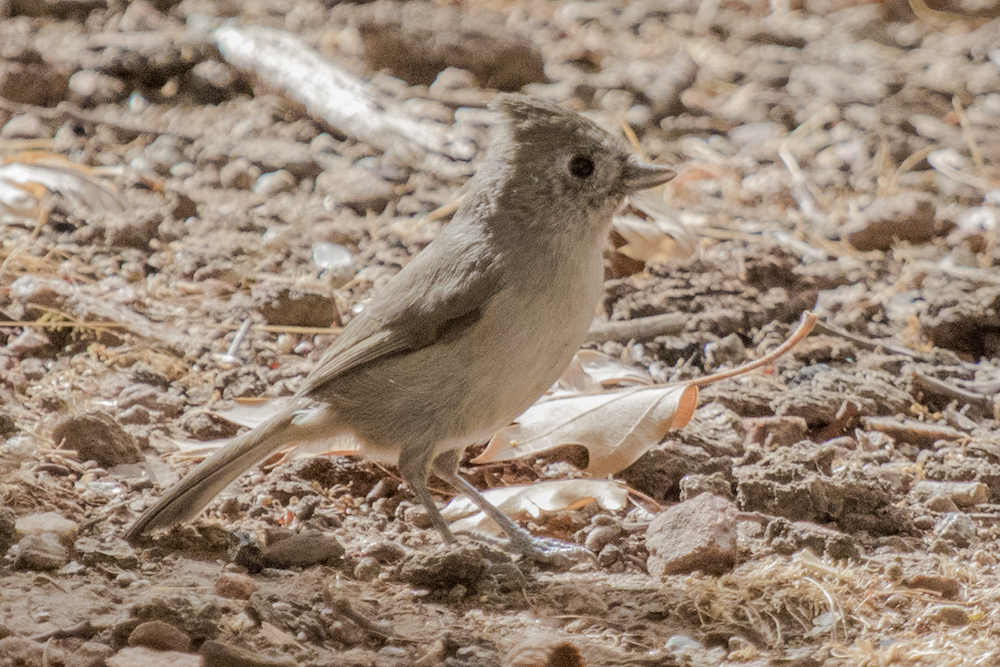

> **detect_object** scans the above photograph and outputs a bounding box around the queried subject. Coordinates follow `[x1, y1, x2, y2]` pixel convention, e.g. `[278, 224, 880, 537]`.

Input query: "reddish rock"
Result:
[646, 493, 737, 577]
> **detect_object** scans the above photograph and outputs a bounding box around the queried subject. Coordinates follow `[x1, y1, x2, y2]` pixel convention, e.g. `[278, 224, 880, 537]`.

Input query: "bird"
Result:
[125, 94, 676, 561]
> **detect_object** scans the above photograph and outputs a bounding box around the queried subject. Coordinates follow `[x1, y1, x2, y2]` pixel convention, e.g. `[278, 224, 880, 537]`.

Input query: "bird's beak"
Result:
[622, 161, 676, 193]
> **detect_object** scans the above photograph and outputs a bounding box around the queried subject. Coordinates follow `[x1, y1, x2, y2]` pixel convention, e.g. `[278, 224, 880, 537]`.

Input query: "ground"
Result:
[1, 0, 1000, 665]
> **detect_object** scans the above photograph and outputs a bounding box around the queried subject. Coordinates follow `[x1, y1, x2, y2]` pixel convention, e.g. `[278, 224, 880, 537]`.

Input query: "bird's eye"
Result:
[569, 155, 595, 179]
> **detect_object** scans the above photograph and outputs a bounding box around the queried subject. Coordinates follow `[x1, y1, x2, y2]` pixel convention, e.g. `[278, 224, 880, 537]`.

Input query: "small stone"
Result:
[15, 533, 71, 570]
[219, 157, 259, 190]
[923, 604, 969, 626]
[646, 493, 737, 576]
[885, 594, 908, 609]
[260, 531, 344, 569]
[584, 524, 621, 553]
[925, 495, 958, 512]
[253, 170, 296, 196]
[353, 556, 381, 582]
[844, 192, 935, 251]
[680, 472, 734, 501]
[316, 167, 395, 214]
[252, 281, 334, 328]
[15, 512, 78, 546]
[598, 544, 621, 567]
[116, 572, 138, 588]
[128, 620, 191, 653]
[368, 540, 407, 564]
[705, 334, 746, 367]
[68, 70, 124, 104]
[51, 411, 142, 468]
[138, 135, 186, 175]
[75, 642, 113, 666]
[0, 113, 49, 139]
[200, 639, 295, 667]
[905, 574, 961, 599]
[934, 512, 977, 547]
[309, 133, 337, 154]
[912, 481, 989, 509]
[215, 572, 255, 600]
[107, 646, 201, 667]
[6, 327, 53, 358]
[0, 507, 16, 554]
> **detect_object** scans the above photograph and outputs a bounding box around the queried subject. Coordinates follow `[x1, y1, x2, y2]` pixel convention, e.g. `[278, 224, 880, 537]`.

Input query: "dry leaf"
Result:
[442, 479, 630, 535]
[572, 349, 652, 387]
[473, 383, 699, 477]
[0, 153, 126, 217]
[612, 189, 696, 263]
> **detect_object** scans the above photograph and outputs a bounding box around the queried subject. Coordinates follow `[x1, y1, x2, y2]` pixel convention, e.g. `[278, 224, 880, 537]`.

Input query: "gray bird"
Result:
[125, 95, 676, 560]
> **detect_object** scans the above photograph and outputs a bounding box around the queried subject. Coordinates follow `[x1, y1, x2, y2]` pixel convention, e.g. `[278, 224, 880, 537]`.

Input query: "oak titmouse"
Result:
[125, 95, 676, 560]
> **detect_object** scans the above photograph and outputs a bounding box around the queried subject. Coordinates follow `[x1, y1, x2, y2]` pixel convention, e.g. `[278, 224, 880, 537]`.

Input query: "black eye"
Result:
[569, 155, 595, 179]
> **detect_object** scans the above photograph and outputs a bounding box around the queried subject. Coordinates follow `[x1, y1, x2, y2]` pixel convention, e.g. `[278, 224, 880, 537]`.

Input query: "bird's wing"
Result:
[297, 234, 502, 396]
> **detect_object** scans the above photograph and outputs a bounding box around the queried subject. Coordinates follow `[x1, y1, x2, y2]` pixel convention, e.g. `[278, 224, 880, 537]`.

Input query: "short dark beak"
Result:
[623, 161, 676, 193]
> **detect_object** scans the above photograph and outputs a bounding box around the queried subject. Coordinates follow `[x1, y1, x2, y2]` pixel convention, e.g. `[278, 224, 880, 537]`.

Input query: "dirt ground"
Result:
[2, 0, 1000, 665]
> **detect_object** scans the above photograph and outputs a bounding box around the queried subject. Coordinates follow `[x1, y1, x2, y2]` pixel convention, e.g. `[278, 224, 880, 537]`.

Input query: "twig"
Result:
[911, 371, 994, 413]
[811, 318, 925, 358]
[213, 25, 476, 169]
[667, 311, 818, 388]
[585, 312, 688, 343]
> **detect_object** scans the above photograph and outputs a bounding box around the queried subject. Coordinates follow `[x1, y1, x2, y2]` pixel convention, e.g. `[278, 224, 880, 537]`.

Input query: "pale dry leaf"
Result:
[473, 383, 699, 477]
[0, 153, 127, 217]
[442, 479, 630, 536]
[176, 398, 362, 462]
[573, 349, 652, 387]
[612, 189, 697, 263]
[555, 350, 651, 395]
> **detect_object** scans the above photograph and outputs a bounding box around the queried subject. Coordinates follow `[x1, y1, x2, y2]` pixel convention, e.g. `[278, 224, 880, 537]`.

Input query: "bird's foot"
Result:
[498, 528, 596, 568]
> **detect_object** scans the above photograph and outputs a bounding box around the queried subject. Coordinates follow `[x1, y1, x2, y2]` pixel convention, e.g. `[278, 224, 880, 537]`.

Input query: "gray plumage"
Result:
[125, 95, 675, 558]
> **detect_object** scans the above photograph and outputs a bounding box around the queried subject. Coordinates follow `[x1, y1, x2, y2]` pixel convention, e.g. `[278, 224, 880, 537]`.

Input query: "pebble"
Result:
[934, 512, 978, 547]
[107, 646, 201, 667]
[912, 481, 990, 509]
[923, 604, 970, 626]
[139, 135, 186, 175]
[15, 512, 78, 546]
[646, 493, 738, 576]
[68, 70, 124, 104]
[215, 572, 255, 600]
[128, 620, 192, 653]
[316, 166, 395, 214]
[50, 411, 143, 468]
[219, 157, 260, 190]
[259, 531, 345, 568]
[253, 170, 296, 196]
[353, 556, 381, 582]
[584, 524, 621, 553]
[14, 533, 71, 571]
[200, 639, 295, 667]
[0, 113, 49, 139]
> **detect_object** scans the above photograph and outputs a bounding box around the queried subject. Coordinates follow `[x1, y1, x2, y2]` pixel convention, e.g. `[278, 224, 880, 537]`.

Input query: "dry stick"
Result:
[778, 105, 837, 228]
[0, 319, 343, 337]
[811, 318, 925, 359]
[927, 149, 995, 192]
[213, 25, 476, 171]
[881, 144, 936, 196]
[953, 96, 985, 172]
[667, 311, 818, 388]
[584, 312, 688, 343]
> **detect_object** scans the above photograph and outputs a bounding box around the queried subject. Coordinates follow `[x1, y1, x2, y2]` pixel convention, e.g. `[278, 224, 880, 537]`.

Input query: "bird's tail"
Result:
[124, 400, 330, 543]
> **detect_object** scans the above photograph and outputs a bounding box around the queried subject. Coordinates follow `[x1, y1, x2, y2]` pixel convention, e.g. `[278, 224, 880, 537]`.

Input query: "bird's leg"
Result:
[431, 450, 593, 566]
[398, 442, 455, 543]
